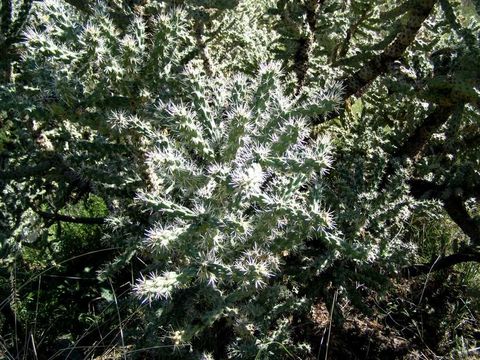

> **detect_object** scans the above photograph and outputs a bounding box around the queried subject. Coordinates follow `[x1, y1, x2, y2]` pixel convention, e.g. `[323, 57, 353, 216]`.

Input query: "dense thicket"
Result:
[0, 0, 479, 359]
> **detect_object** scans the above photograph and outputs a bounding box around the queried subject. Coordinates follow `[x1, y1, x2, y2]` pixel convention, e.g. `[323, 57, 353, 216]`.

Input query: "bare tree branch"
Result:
[312, 0, 437, 125]
[379, 104, 455, 188]
[443, 195, 480, 245]
[392, 104, 456, 161]
[0, 154, 94, 209]
[408, 178, 480, 245]
[0, 0, 13, 35]
[293, 0, 323, 94]
[332, 9, 370, 64]
[402, 250, 480, 277]
[63, 0, 92, 14]
[0, 159, 58, 180]
[194, 19, 213, 77]
[342, 0, 437, 99]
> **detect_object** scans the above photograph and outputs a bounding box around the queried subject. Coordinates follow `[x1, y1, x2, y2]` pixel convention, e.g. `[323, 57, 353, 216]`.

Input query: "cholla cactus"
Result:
[133, 62, 342, 352]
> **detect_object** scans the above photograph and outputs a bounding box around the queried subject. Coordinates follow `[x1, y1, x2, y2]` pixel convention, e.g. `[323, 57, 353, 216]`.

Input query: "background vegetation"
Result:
[1, 0, 479, 358]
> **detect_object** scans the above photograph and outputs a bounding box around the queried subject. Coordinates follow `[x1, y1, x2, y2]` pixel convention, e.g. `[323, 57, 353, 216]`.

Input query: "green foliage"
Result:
[1, 0, 479, 358]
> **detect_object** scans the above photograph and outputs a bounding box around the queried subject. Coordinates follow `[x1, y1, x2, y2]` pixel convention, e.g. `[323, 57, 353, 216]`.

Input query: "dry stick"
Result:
[417, 255, 441, 306]
[22, 323, 29, 360]
[468, 346, 480, 354]
[324, 289, 338, 360]
[109, 278, 126, 360]
[31, 276, 41, 360]
[11, 262, 19, 358]
[30, 333, 38, 360]
[124, 345, 192, 355]
[317, 328, 328, 360]
[0, 336, 16, 360]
